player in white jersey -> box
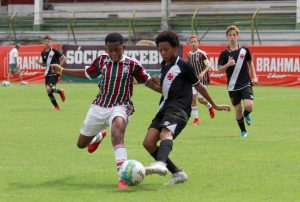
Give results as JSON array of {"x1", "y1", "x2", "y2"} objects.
[
  {"x1": 7, "y1": 44, "x2": 27, "y2": 85},
  {"x1": 217, "y1": 25, "x2": 258, "y2": 137}
]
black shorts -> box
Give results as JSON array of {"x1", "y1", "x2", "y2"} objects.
[
  {"x1": 228, "y1": 86, "x2": 254, "y2": 106},
  {"x1": 45, "y1": 74, "x2": 59, "y2": 87},
  {"x1": 149, "y1": 107, "x2": 189, "y2": 139}
]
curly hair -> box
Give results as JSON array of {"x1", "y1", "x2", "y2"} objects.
[
  {"x1": 105, "y1": 33, "x2": 124, "y2": 44},
  {"x1": 155, "y1": 30, "x2": 180, "y2": 48}
]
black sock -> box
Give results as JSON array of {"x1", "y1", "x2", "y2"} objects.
[
  {"x1": 51, "y1": 86, "x2": 61, "y2": 94},
  {"x1": 48, "y1": 93, "x2": 58, "y2": 107},
  {"x1": 237, "y1": 117, "x2": 246, "y2": 132},
  {"x1": 243, "y1": 109, "x2": 251, "y2": 117},
  {"x1": 156, "y1": 139, "x2": 173, "y2": 163},
  {"x1": 151, "y1": 149, "x2": 180, "y2": 174}
]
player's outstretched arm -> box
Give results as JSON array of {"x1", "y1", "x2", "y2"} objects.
[
  {"x1": 50, "y1": 64, "x2": 86, "y2": 78},
  {"x1": 194, "y1": 83, "x2": 230, "y2": 112},
  {"x1": 145, "y1": 75, "x2": 162, "y2": 93}
]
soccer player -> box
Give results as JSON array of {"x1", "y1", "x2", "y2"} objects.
[
  {"x1": 7, "y1": 44, "x2": 28, "y2": 85},
  {"x1": 217, "y1": 25, "x2": 258, "y2": 137},
  {"x1": 36, "y1": 36, "x2": 66, "y2": 110},
  {"x1": 51, "y1": 33, "x2": 161, "y2": 189},
  {"x1": 143, "y1": 30, "x2": 230, "y2": 185},
  {"x1": 188, "y1": 35, "x2": 215, "y2": 125}
]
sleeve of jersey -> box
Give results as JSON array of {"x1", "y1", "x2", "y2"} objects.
[
  {"x1": 133, "y1": 61, "x2": 150, "y2": 83},
  {"x1": 245, "y1": 47, "x2": 252, "y2": 62},
  {"x1": 85, "y1": 57, "x2": 101, "y2": 80},
  {"x1": 202, "y1": 53, "x2": 211, "y2": 66},
  {"x1": 185, "y1": 61, "x2": 200, "y2": 86},
  {"x1": 217, "y1": 51, "x2": 227, "y2": 68},
  {"x1": 54, "y1": 48, "x2": 63, "y2": 58}
]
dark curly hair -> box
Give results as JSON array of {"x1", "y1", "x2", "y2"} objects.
[
  {"x1": 155, "y1": 30, "x2": 180, "y2": 48},
  {"x1": 105, "y1": 33, "x2": 124, "y2": 45}
]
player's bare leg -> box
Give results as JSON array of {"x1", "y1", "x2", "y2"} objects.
[
  {"x1": 191, "y1": 94, "x2": 199, "y2": 125},
  {"x1": 243, "y1": 99, "x2": 253, "y2": 126},
  {"x1": 235, "y1": 104, "x2": 247, "y2": 137},
  {"x1": 111, "y1": 116, "x2": 128, "y2": 189}
]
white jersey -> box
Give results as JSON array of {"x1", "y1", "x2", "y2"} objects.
[{"x1": 9, "y1": 48, "x2": 18, "y2": 64}]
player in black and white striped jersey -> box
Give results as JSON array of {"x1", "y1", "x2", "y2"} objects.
[
  {"x1": 36, "y1": 36, "x2": 67, "y2": 110},
  {"x1": 217, "y1": 25, "x2": 258, "y2": 137}
]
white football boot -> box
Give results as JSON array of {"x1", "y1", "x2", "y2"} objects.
[
  {"x1": 145, "y1": 161, "x2": 168, "y2": 176},
  {"x1": 164, "y1": 170, "x2": 188, "y2": 185}
]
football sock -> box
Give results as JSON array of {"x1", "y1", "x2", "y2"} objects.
[
  {"x1": 51, "y1": 86, "x2": 61, "y2": 94},
  {"x1": 237, "y1": 117, "x2": 246, "y2": 132},
  {"x1": 156, "y1": 139, "x2": 173, "y2": 163},
  {"x1": 192, "y1": 106, "x2": 198, "y2": 118},
  {"x1": 114, "y1": 144, "x2": 127, "y2": 175},
  {"x1": 151, "y1": 149, "x2": 180, "y2": 174},
  {"x1": 90, "y1": 132, "x2": 102, "y2": 144},
  {"x1": 206, "y1": 102, "x2": 212, "y2": 109},
  {"x1": 48, "y1": 93, "x2": 58, "y2": 107},
  {"x1": 243, "y1": 109, "x2": 251, "y2": 117}
]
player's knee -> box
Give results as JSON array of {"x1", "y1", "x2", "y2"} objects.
[
  {"x1": 245, "y1": 105, "x2": 253, "y2": 113},
  {"x1": 198, "y1": 98, "x2": 206, "y2": 104},
  {"x1": 77, "y1": 141, "x2": 86, "y2": 149},
  {"x1": 46, "y1": 86, "x2": 52, "y2": 94},
  {"x1": 143, "y1": 140, "x2": 153, "y2": 152}
]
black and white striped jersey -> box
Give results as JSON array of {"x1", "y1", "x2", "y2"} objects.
[
  {"x1": 218, "y1": 45, "x2": 252, "y2": 91},
  {"x1": 158, "y1": 56, "x2": 200, "y2": 116}
]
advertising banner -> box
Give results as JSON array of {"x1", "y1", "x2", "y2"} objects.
[
  {"x1": 0, "y1": 44, "x2": 61, "y2": 83},
  {"x1": 62, "y1": 44, "x2": 163, "y2": 71},
  {"x1": 183, "y1": 45, "x2": 300, "y2": 87}
]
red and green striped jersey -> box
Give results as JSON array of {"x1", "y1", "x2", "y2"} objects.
[
  {"x1": 187, "y1": 49, "x2": 210, "y2": 85},
  {"x1": 85, "y1": 54, "x2": 150, "y2": 110}
]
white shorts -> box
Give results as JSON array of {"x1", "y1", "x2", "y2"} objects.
[
  {"x1": 80, "y1": 104, "x2": 129, "y2": 137},
  {"x1": 192, "y1": 85, "x2": 208, "y2": 99}
]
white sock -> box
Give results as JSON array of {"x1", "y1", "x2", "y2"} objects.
[
  {"x1": 90, "y1": 131, "x2": 103, "y2": 144},
  {"x1": 206, "y1": 103, "x2": 212, "y2": 109},
  {"x1": 114, "y1": 144, "x2": 128, "y2": 176},
  {"x1": 192, "y1": 106, "x2": 198, "y2": 118}
]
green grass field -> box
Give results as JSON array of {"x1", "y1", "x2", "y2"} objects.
[{"x1": 1, "y1": 83, "x2": 300, "y2": 202}]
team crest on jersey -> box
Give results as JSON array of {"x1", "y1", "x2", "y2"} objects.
[
  {"x1": 240, "y1": 53, "x2": 245, "y2": 59},
  {"x1": 167, "y1": 72, "x2": 174, "y2": 80},
  {"x1": 122, "y1": 60, "x2": 130, "y2": 73},
  {"x1": 104, "y1": 58, "x2": 110, "y2": 65}
]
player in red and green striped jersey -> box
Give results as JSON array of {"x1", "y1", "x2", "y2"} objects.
[
  {"x1": 188, "y1": 35, "x2": 215, "y2": 125},
  {"x1": 51, "y1": 33, "x2": 161, "y2": 189}
]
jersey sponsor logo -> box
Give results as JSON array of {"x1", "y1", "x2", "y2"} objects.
[{"x1": 163, "y1": 121, "x2": 177, "y2": 134}]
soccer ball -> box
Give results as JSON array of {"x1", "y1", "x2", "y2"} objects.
[
  {"x1": 118, "y1": 159, "x2": 146, "y2": 186},
  {"x1": 1, "y1": 81, "x2": 10, "y2": 87}
]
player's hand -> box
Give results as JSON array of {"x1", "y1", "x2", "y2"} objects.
[
  {"x1": 51, "y1": 64, "x2": 64, "y2": 75},
  {"x1": 228, "y1": 56, "x2": 236, "y2": 67},
  {"x1": 252, "y1": 77, "x2": 258, "y2": 86},
  {"x1": 150, "y1": 75, "x2": 160, "y2": 86},
  {"x1": 214, "y1": 104, "x2": 231, "y2": 112}
]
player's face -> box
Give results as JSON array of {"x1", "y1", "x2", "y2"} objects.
[
  {"x1": 158, "y1": 41, "x2": 177, "y2": 64},
  {"x1": 189, "y1": 37, "x2": 199, "y2": 51},
  {"x1": 226, "y1": 30, "x2": 239, "y2": 45},
  {"x1": 106, "y1": 42, "x2": 124, "y2": 62},
  {"x1": 43, "y1": 39, "x2": 52, "y2": 49}
]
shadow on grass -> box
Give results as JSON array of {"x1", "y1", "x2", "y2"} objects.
[
  {"x1": 8, "y1": 175, "x2": 160, "y2": 193},
  {"x1": 197, "y1": 135, "x2": 238, "y2": 139}
]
